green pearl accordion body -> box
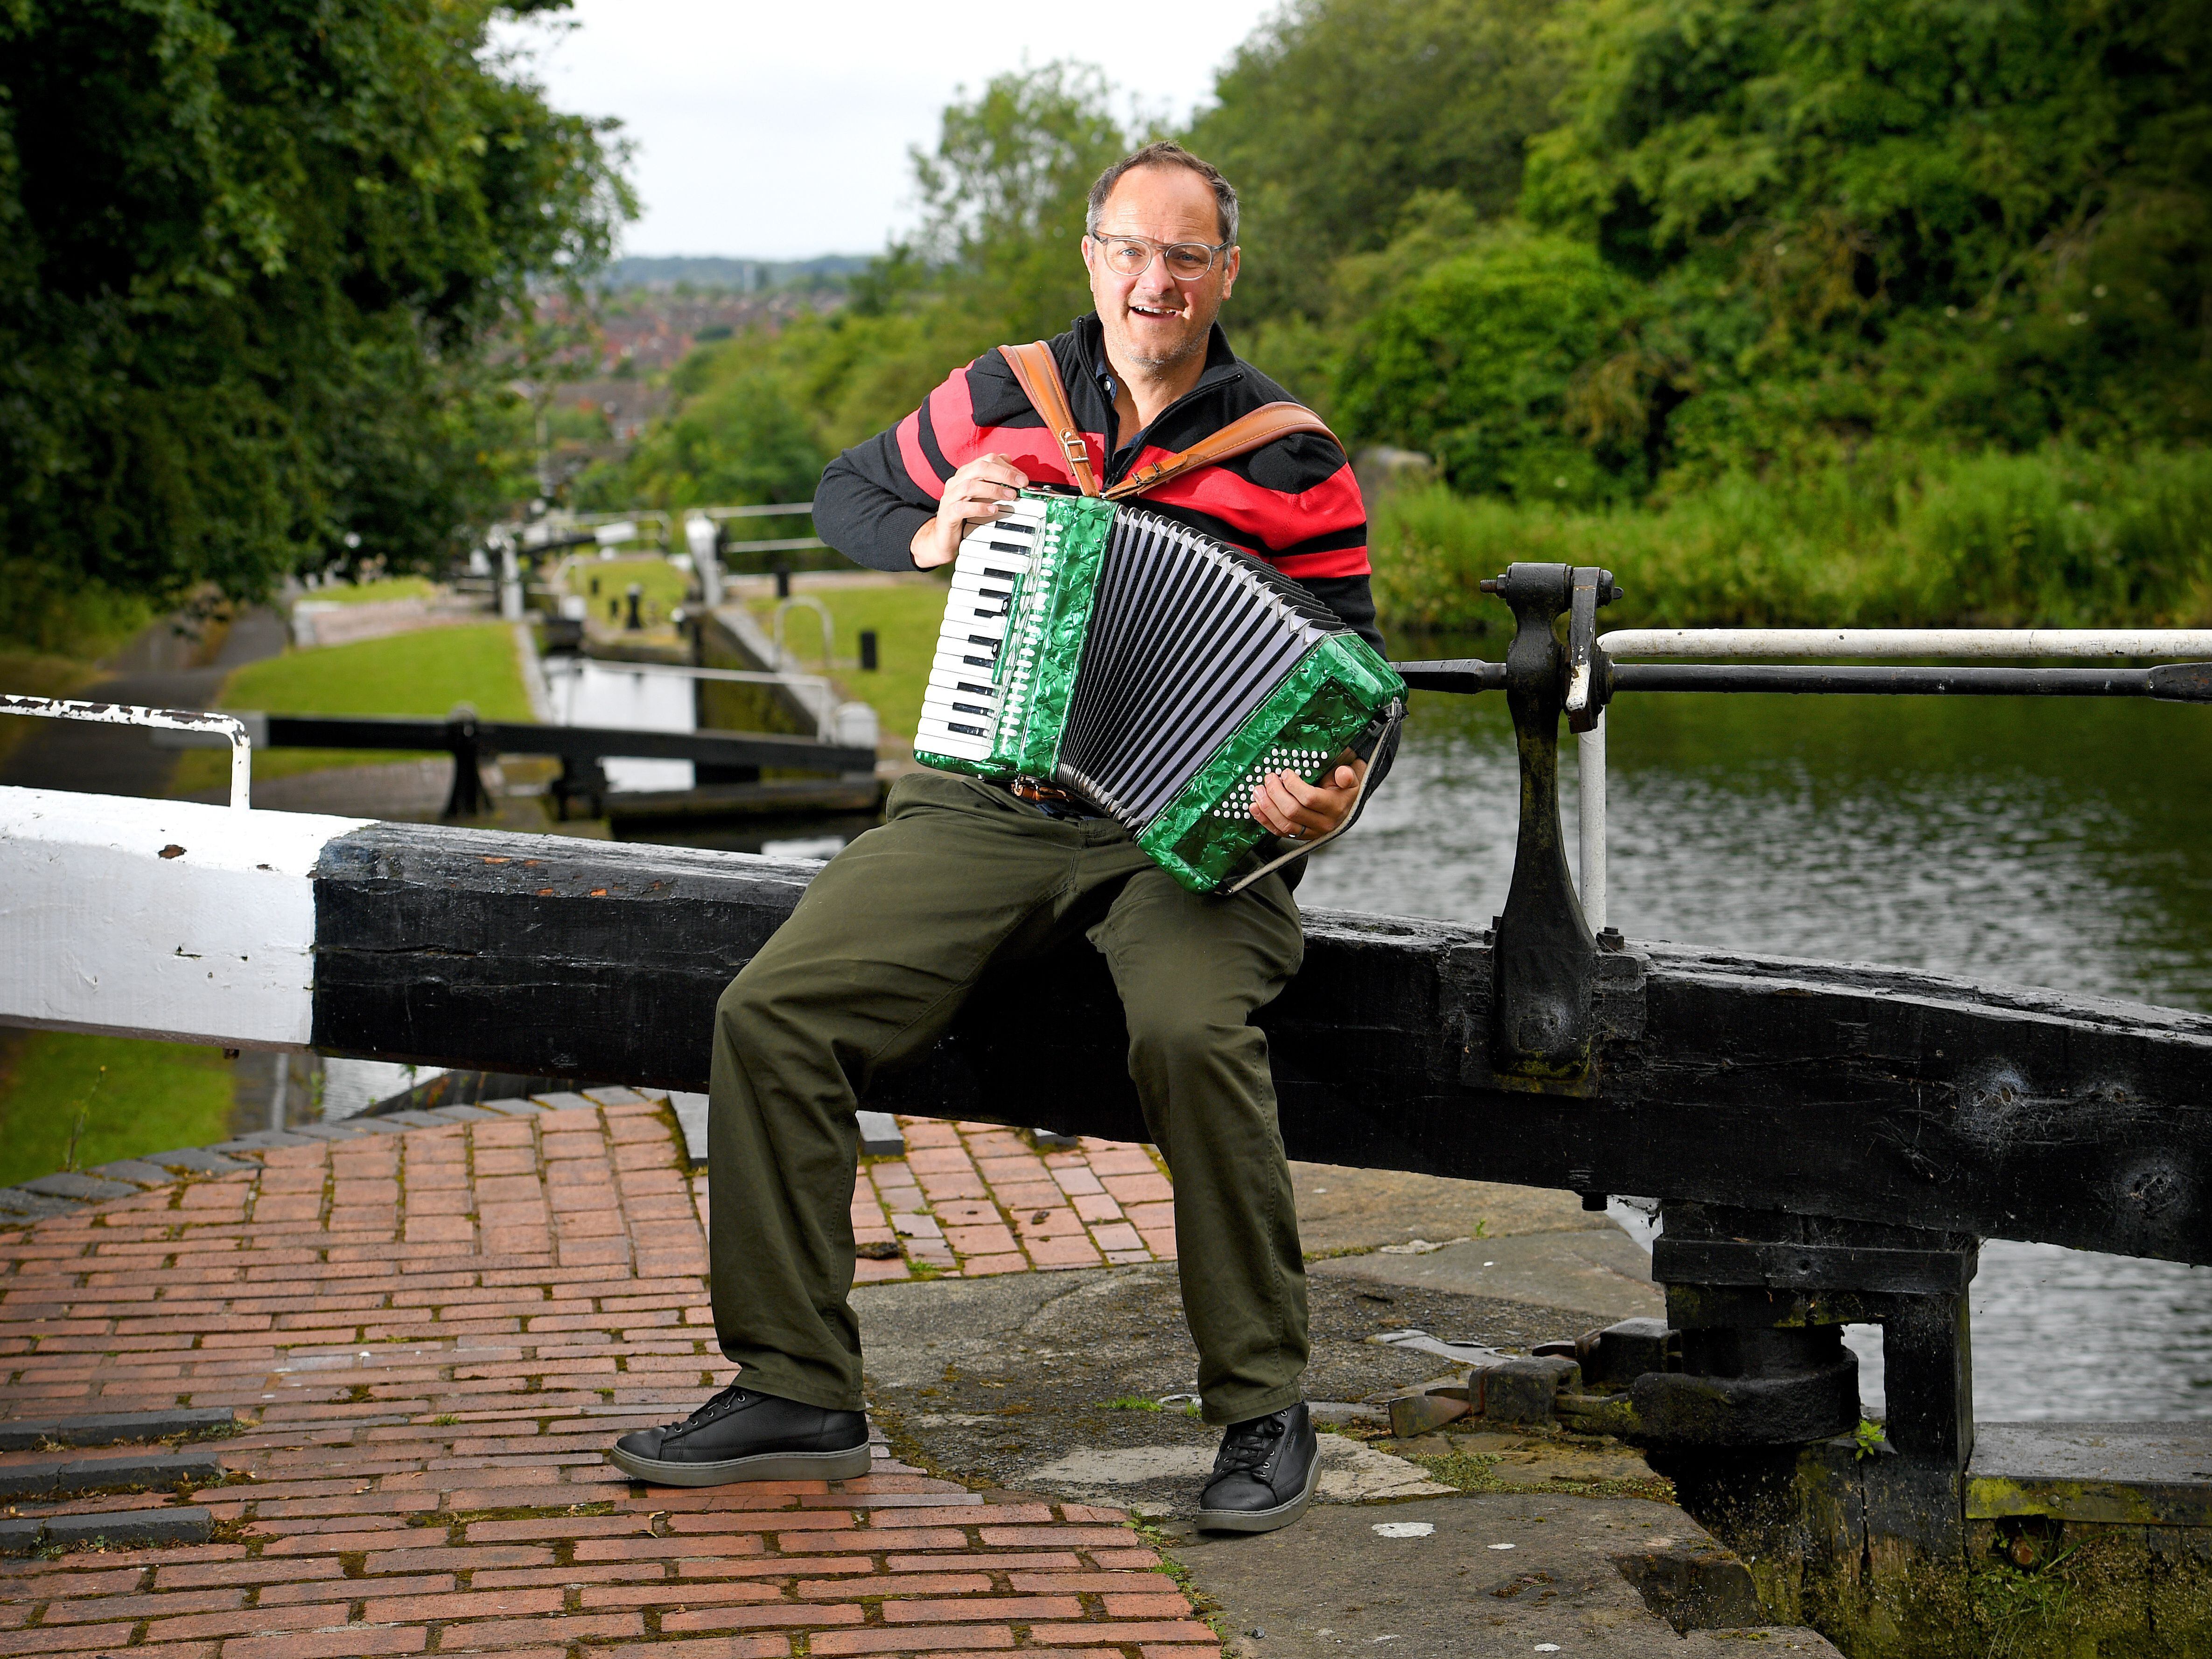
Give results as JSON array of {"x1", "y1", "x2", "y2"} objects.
[{"x1": 915, "y1": 492, "x2": 1405, "y2": 894}]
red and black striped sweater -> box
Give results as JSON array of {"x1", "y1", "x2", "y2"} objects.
[{"x1": 813, "y1": 314, "x2": 1386, "y2": 658}]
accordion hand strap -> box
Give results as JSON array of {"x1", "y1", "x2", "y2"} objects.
[
  {"x1": 998, "y1": 342, "x2": 1101, "y2": 496},
  {"x1": 1105, "y1": 403, "x2": 1342, "y2": 501}
]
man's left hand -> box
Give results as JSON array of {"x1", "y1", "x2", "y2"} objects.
[{"x1": 1251, "y1": 759, "x2": 1367, "y2": 844}]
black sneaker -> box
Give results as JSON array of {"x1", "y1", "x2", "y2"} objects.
[
  {"x1": 1196, "y1": 1401, "x2": 1321, "y2": 1533},
  {"x1": 609, "y1": 1383, "x2": 871, "y2": 1486}
]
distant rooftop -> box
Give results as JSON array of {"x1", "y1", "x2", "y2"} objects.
[{"x1": 605, "y1": 252, "x2": 872, "y2": 292}]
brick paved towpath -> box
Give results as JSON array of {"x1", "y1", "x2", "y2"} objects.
[{"x1": 0, "y1": 1094, "x2": 1216, "y2": 1659}]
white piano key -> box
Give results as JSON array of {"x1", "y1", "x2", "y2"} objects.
[
  {"x1": 917, "y1": 706, "x2": 999, "y2": 743},
  {"x1": 915, "y1": 725, "x2": 994, "y2": 762},
  {"x1": 950, "y1": 568, "x2": 1022, "y2": 596},
  {"x1": 938, "y1": 613, "x2": 1008, "y2": 645},
  {"x1": 926, "y1": 667, "x2": 1004, "y2": 701},
  {"x1": 920, "y1": 689, "x2": 1003, "y2": 725}
]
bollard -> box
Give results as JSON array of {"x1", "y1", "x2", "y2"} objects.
[
  {"x1": 624, "y1": 583, "x2": 642, "y2": 630},
  {"x1": 860, "y1": 629, "x2": 879, "y2": 672},
  {"x1": 774, "y1": 562, "x2": 792, "y2": 600},
  {"x1": 442, "y1": 703, "x2": 485, "y2": 820}
]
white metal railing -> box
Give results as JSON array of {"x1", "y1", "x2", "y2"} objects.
[
  {"x1": 0, "y1": 697, "x2": 254, "y2": 810},
  {"x1": 1573, "y1": 629, "x2": 2212, "y2": 933}
]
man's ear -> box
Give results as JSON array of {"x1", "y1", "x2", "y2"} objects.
[{"x1": 1221, "y1": 244, "x2": 1241, "y2": 301}]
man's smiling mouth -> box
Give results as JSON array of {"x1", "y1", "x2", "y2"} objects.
[{"x1": 1130, "y1": 302, "x2": 1183, "y2": 319}]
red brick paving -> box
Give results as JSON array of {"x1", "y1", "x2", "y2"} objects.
[{"x1": 0, "y1": 1096, "x2": 1211, "y2": 1659}]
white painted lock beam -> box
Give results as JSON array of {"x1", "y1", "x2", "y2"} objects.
[{"x1": 0, "y1": 787, "x2": 365, "y2": 1049}]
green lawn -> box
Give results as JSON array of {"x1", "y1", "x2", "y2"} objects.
[
  {"x1": 173, "y1": 620, "x2": 531, "y2": 790},
  {"x1": 0, "y1": 1031, "x2": 236, "y2": 1188},
  {"x1": 567, "y1": 554, "x2": 693, "y2": 628},
  {"x1": 747, "y1": 581, "x2": 950, "y2": 741},
  {"x1": 304, "y1": 575, "x2": 439, "y2": 606}
]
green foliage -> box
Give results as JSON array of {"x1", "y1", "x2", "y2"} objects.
[
  {"x1": 910, "y1": 60, "x2": 1135, "y2": 343},
  {"x1": 1099, "y1": 1396, "x2": 1163, "y2": 1411},
  {"x1": 1337, "y1": 228, "x2": 1644, "y2": 499},
  {"x1": 1517, "y1": 0, "x2": 2212, "y2": 462},
  {"x1": 589, "y1": 368, "x2": 825, "y2": 509},
  {"x1": 1853, "y1": 1418, "x2": 1888, "y2": 1459},
  {"x1": 1190, "y1": 0, "x2": 1569, "y2": 320},
  {"x1": 602, "y1": 3, "x2": 2206, "y2": 636},
  {"x1": 589, "y1": 64, "x2": 1135, "y2": 508},
  {"x1": 0, "y1": 0, "x2": 633, "y2": 615},
  {"x1": 0, "y1": 562, "x2": 156, "y2": 655},
  {"x1": 1372, "y1": 446, "x2": 2212, "y2": 632}
]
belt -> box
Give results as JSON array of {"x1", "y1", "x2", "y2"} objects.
[{"x1": 1003, "y1": 777, "x2": 1102, "y2": 819}]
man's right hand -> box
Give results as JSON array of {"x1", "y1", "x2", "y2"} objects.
[{"x1": 911, "y1": 453, "x2": 1030, "y2": 570}]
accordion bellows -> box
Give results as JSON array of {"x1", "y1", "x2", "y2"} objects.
[{"x1": 916, "y1": 492, "x2": 1405, "y2": 893}]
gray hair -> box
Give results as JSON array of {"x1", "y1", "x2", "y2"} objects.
[{"x1": 1085, "y1": 141, "x2": 1239, "y2": 245}]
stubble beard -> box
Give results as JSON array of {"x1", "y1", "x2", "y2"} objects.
[{"x1": 1119, "y1": 321, "x2": 1208, "y2": 374}]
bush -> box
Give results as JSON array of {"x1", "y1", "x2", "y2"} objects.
[
  {"x1": 1370, "y1": 447, "x2": 2212, "y2": 634},
  {"x1": 1335, "y1": 230, "x2": 1640, "y2": 501}
]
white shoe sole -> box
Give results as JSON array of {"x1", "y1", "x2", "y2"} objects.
[
  {"x1": 609, "y1": 1442, "x2": 872, "y2": 1487},
  {"x1": 1195, "y1": 1439, "x2": 1323, "y2": 1534}
]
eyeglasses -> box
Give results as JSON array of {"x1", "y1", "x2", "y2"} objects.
[{"x1": 1088, "y1": 232, "x2": 1232, "y2": 281}]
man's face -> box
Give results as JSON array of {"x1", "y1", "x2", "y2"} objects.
[{"x1": 1082, "y1": 165, "x2": 1240, "y2": 375}]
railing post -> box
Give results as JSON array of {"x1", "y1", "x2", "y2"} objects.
[{"x1": 443, "y1": 704, "x2": 485, "y2": 821}]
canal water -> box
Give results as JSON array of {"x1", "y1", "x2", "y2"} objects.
[
  {"x1": 1294, "y1": 662, "x2": 2212, "y2": 1422},
  {"x1": 541, "y1": 655, "x2": 697, "y2": 794}
]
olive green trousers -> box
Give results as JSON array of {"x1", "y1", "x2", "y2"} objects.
[{"x1": 707, "y1": 768, "x2": 1310, "y2": 1425}]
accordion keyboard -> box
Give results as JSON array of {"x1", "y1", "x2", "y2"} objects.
[{"x1": 916, "y1": 497, "x2": 1049, "y2": 762}]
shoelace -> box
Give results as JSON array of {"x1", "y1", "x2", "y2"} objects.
[
  {"x1": 668, "y1": 1381, "x2": 755, "y2": 1437},
  {"x1": 1212, "y1": 1412, "x2": 1286, "y2": 1474}
]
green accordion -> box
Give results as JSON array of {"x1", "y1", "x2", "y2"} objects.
[{"x1": 915, "y1": 492, "x2": 1406, "y2": 894}]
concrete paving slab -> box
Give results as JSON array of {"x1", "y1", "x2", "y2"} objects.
[
  {"x1": 1162, "y1": 1490, "x2": 1844, "y2": 1659},
  {"x1": 1290, "y1": 1164, "x2": 1617, "y2": 1256},
  {"x1": 1313, "y1": 1231, "x2": 1665, "y2": 1324},
  {"x1": 854, "y1": 1264, "x2": 1596, "y2": 1519}
]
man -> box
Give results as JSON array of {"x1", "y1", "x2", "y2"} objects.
[{"x1": 610, "y1": 141, "x2": 1386, "y2": 1535}]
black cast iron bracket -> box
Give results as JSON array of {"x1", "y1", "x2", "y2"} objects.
[
  {"x1": 1393, "y1": 563, "x2": 1625, "y2": 1087},
  {"x1": 1489, "y1": 565, "x2": 1612, "y2": 1077}
]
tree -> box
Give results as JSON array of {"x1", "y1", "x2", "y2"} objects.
[
  {"x1": 1189, "y1": 0, "x2": 1570, "y2": 321},
  {"x1": 588, "y1": 361, "x2": 826, "y2": 511},
  {"x1": 1335, "y1": 228, "x2": 1644, "y2": 499},
  {"x1": 0, "y1": 0, "x2": 633, "y2": 637},
  {"x1": 1523, "y1": 0, "x2": 2212, "y2": 457},
  {"x1": 908, "y1": 60, "x2": 1137, "y2": 343}
]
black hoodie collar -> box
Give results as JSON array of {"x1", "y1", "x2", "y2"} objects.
[{"x1": 1070, "y1": 313, "x2": 1244, "y2": 470}]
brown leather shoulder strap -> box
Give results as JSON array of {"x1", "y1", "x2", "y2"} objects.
[
  {"x1": 1103, "y1": 402, "x2": 1342, "y2": 502},
  {"x1": 996, "y1": 342, "x2": 1099, "y2": 496}
]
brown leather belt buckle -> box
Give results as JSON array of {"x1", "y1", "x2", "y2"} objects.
[{"x1": 1008, "y1": 777, "x2": 1078, "y2": 808}]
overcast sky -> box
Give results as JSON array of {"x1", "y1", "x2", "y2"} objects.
[{"x1": 492, "y1": 0, "x2": 1282, "y2": 261}]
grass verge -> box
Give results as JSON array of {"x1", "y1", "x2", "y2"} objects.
[
  {"x1": 1373, "y1": 444, "x2": 2212, "y2": 635},
  {"x1": 746, "y1": 580, "x2": 949, "y2": 741},
  {"x1": 172, "y1": 621, "x2": 531, "y2": 792},
  {"x1": 0, "y1": 1031, "x2": 235, "y2": 1187},
  {"x1": 301, "y1": 576, "x2": 440, "y2": 606},
  {"x1": 567, "y1": 554, "x2": 693, "y2": 629}
]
